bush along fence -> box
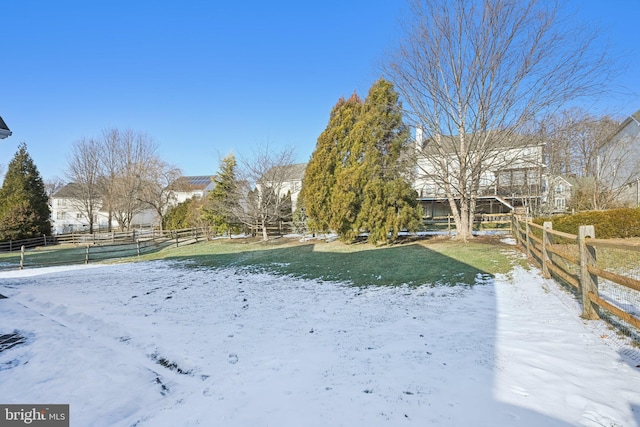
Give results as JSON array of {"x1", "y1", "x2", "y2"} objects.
[
  {"x1": 0, "y1": 227, "x2": 210, "y2": 270},
  {"x1": 511, "y1": 214, "x2": 640, "y2": 342}
]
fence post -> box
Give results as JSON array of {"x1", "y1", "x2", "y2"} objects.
[
  {"x1": 85, "y1": 244, "x2": 90, "y2": 264},
  {"x1": 578, "y1": 225, "x2": 599, "y2": 320},
  {"x1": 43, "y1": 234, "x2": 47, "y2": 246},
  {"x1": 136, "y1": 239, "x2": 141, "y2": 257},
  {"x1": 542, "y1": 222, "x2": 552, "y2": 279},
  {"x1": 9, "y1": 240, "x2": 12, "y2": 252},
  {"x1": 19, "y1": 245, "x2": 25, "y2": 270},
  {"x1": 175, "y1": 231, "x2": 179, "y2": 248},
  {"x1": 510, "y1": 213, "x2": 514, "y2": 239},
  {"x1": 512, "y1": 214, "x2": 521, "y2": 246},
  {"x1": 525, "y1": 220, "x2": 531, "y2": 258}
]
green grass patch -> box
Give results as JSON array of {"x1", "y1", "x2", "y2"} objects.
[
  {"x1": 141, "y1": 236, "x2": 517, "y2": 287},
  {"x1": 2, "y1": 236, "x2": 520, "y2": 287}
]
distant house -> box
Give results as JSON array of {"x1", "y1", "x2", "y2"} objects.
[
  {"x1": 257, "y1": 163, "x2": 307, "y2": 212},
  {"x1": 170, "y1": 176, "x2": 214, "y2": 204},
  {"x1": 599, "y1": 109, "x2": 640, "y2": 207},
  {"x1": 50, "y1": 176, "x2": 214, "y2": 233},
  {"x1": 50, "y1": 183, "x2": 111, "y2": 234},
  {"x1": 546, "y1": 175, "x2": 573, "y2": 213},
  {"x1": 618, "y1": 179, "x2": 640, "y2": 207},
  {"x1": 0, "y1": 115, "x2": 11, "y2": 139},
  {"x1": 413, "y1": 129, "x2": 545, "y2": 216}
]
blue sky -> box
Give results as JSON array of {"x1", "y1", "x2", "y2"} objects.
[{"x1": 1, "y1": 0, "x2": 639, "y2": 181}]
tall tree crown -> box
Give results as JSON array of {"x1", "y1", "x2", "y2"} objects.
[{"x1": 0, "y1": 143, "x2": 52, "y2": 239}]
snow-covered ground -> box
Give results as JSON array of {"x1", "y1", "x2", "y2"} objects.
[{"x1": 1, "y1": 254, "x2": 639, "y2": 426}]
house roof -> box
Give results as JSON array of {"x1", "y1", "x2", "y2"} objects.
[
  {"x1": 605, "y1": 109, "x2": 640, "y2": 144},
  {"x1": 261, "y1": 163, "x2": 307, "y2": 183},
  {"x1": 553, "y1": 175, "x2": 574, "y2": 187},
  {"x1": 172, "y1": 175, "x2": 214, "y2": 191},
  {"x1": 0, "y1": 115, "x2": 11, "y2": 139},
  {"x1": 52, "y1": 183, "x2": 84, "y2": 198},
  {"x1": 418, "y1": 131, "x2": 541, "y2": 154}
]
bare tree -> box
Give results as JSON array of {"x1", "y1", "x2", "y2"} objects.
[
  {"x1": 138, "y1": 159, "x2": 183, "y2": 231},
  {"x1": 98, "y1": 128, "x2": 120, "y2": 231},
  {"x1": 99, "y1": 128, "x2": 159, "y2": 231},
  {"x1": 385, "y1": 0, "x2": 614, "y2": 240},
  {"x1": 65, "y1": 128, "x2": 165, "y2": 232},
  {"x1": 237, "y1": 145, "x2": 296, "y2": 241},
  {"x1": 537, "y1": 108, "x2": 624, "y2": 211},
  {"x1": 65, "y1": 138, "x2": 102, "y2": 233}
]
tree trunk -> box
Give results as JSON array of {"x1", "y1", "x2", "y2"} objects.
[
  {"x1": 261, "y1": 217, "x2": 268, "y2": 241},
  {"x1": 457, "y1": 199, "x2": 473, "y2": 242}
]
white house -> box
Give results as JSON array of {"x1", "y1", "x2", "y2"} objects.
[
  {"x1": 546, "y1": 175, "x2": 573, "y2": 213},
  {"x1": 413, "y1": 129, "x2": 545, "y2": 216},
  {"x1": 51, "y1": 176, "x2": 214, "y2": 233},
  {"x1": 257, "y1": 163, "x2": 306, "y2": 212},
  {"x1": 170, "y1": 175, "x2": 215, "y2": 204},
  {"x1": 619, "y1": 179, "x2": 640, "y2": 207},
  {"x1": 51, "y1": 183, "x2": 113, "y2": 234}
]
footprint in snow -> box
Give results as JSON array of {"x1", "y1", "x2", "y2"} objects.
[{"x1": 510, "y1": 385, "x2": 528, "y2": 397}]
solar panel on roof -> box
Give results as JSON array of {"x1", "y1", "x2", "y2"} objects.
[{"x1": 186, "y1": 176, "x2": 212, "y2": 186}]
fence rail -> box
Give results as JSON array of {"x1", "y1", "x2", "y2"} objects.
[
  {"x1": 512, "y1": 215, "x2": 640, "y2": 340},
  {"x1": 0, "y1": 227, "x2": 210, "y2": 270}
]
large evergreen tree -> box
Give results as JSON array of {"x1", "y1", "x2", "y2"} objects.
[
  {"x1": 0, "y1": 143, "x2": 52, "y2": 240},
  {"x1": 301, "y1": 79, "x2": 421, "y2": 243}
]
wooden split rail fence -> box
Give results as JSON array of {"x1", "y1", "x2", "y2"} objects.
[
  {"x1": 0, "y1": 227, "x2": 210, "y2": 270},
  {"x1": 511, "y1": 215, "x2": 640, "y2": 337}
]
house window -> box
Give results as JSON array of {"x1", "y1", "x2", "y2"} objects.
[
  {"x1": 56, "y1": 212, "x2": 66, "y2": 220},
  {"x1": 512, "y1": 170, "x2": 526, "y2": 186},
  {"x1": 77, "y1": 213, "x2": 83, "y2": 219},
  {"x1": 556, "y1": 185, "x2": 564, "y2": 194},
  {"x1": 555, "y1": 198, "x2": 565, "y2": 209},
  {"x1": 57, "y1": 199, "x2": 66, "y2": 206}
]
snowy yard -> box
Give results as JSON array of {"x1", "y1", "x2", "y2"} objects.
[{"x1": 1, "y1": 255, "x2": 640, "y2": 426}]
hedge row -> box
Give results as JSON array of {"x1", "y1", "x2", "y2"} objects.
[{"x1": 533, "y1": 208, "x2": 640, "y2": 239}]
